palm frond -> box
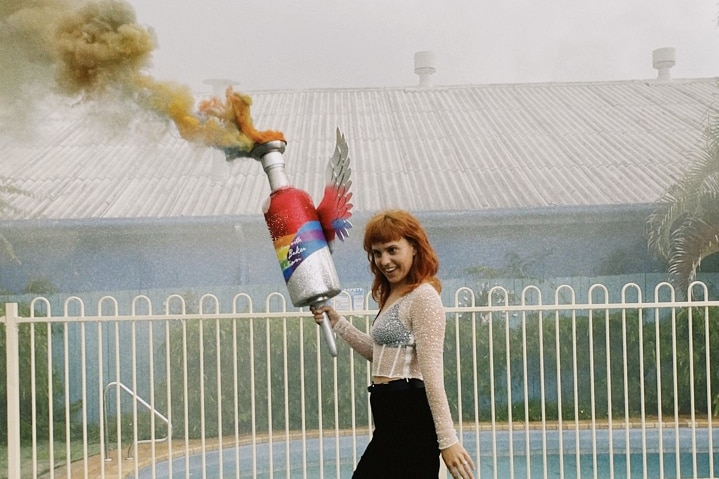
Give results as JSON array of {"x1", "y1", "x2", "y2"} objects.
[
  {"x1": 667, "y1": 216, "x2": 719, "y2": 299},
  {"x1": 0, "y1": 176, "x2": 32, "y2": 264},
  {"x1": 0, "y1": 233, "x2": 19, "y2": 265},
  {"x1": 647, "y1": 108, "x2": 719, "y2": 266}
]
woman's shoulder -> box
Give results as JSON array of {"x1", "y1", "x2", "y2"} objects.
[
  {"x1": 417, "y1": 281, "x2": 440, "y2": 293},
  {"x1": 408, "y1": 282, "x2": 442, "y2": 302},
  {"x1": 401, "y1": 282, "x2": 444, "y2": 322}
]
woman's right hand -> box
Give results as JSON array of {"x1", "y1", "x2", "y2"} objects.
[
  {"x1": 441, "y1": 442, "x2": 475, "y2": 479},
  {"x1": 310, "y1": 304, "x2": 341, "y2": 328}
]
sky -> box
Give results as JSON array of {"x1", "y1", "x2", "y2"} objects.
[
  {"x1": 1, "y1": 0, "x2": 719, "y2": 142},
  {"x1": 128, "y1": 0, "x2": 719, "y2": 93}
]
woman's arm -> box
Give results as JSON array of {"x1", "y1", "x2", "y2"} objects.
[
  {"x1": 410, "y1": 284, "x2": 459, "y2": 449},
  {"x1": 411, "y1": 285, "x2": 475, "y2": 477},
  {"x1": 311, "y1": 305, "x2": 373, "y2": 361}
]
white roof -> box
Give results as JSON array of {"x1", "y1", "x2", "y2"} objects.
[{"x1": 1, "y1": 78, "x2": 717, "y2": 220}]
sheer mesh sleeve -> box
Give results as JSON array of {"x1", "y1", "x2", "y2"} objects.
[
  {"x1": 409, "y1": 284, "x2": 459, "y2": 450},
  {"x1": 333, "y1": 316, "x2": 374, "y2": 361}
]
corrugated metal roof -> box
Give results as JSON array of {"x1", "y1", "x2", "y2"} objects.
[{"x1": 1, "y1": 78, "x2": 718, "y2": 220}]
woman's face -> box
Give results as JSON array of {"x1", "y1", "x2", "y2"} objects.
[{"x1": 371, "y1": 237, "x2": 416, "y2": 289}]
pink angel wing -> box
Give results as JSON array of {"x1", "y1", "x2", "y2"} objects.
[{"x1": 316, "y1": 127, "x2": 353, "y2": 247}]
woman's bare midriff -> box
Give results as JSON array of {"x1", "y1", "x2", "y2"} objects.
[{"x1": 372, "y1": 376, "x2": 398, "y2": 384}]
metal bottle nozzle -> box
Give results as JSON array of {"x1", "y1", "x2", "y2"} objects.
[{"x1": 252, "y1": 140, "x2": 289, "y2": 191}]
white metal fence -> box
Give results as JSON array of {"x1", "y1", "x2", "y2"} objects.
[{"x1": 2, "y1": 281, "x2": 718, "y2": 479}]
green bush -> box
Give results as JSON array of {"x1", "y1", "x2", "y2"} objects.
[
  {"x1": 0, "y1": 302, "x2": 71, "y2": 446},
  {"x1": 443, "y1": 306, "x2": 719, "y2": 423}
]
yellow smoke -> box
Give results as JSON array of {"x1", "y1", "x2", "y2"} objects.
[{"x1": 0, "y1": 0, "x2": 283, "y2": 153}]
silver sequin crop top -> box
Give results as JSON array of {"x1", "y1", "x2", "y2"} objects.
[
  {"x1": 332, "y1": 283, "x2": 459, "y2": 450},
  {"x1": 371, "y1": 303, "x2": 414, "y2": 347}
]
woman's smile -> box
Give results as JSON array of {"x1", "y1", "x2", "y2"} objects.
[{"x1": 372, "y1": 237, "x2": 416, "y2": 287}]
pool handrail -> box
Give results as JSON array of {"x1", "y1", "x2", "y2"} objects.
[{"x1": 103, "y1": 381, "x2": 173, "y2": 461}]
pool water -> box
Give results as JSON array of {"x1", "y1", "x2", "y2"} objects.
[
  {"x1": 487, "y1": 451, "x2": 718, "y2": 478},
  {"x1": 137, "y1": 436, "x2": 364, "y2": 478},
  {"x1": 136, "y1": 428, "x2": 718, "y2": 478}
]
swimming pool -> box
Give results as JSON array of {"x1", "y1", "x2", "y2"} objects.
[
  {"x1": 136, "y1": 434, "x2": 364, "y2": 478},
  {"x1": 136, "y1": 427, "x2": 718, "y2": 478}
]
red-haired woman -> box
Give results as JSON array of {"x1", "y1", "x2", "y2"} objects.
[{"x1": 311, "y1": 209, "x2": 475, "y2": 479}]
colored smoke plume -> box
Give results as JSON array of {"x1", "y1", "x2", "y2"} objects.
[{"x1": 0, "y1": 0, "x2": 283, "y2": 153}]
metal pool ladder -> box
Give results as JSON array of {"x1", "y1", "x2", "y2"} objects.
[{"x1": 103, "y1": 381, "x2": 172, "y2": 461}]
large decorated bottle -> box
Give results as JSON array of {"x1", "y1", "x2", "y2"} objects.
[{"x1": 253, "y1": 140, "x2": 341, "y2": 356}]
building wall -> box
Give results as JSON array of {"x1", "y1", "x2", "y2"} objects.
[
  {"x1": 423, "y1": 205, "x2": 664, "y2": 280},
  {"x1": 0, "y1": 206, "x2": 666, "y2": 296}
]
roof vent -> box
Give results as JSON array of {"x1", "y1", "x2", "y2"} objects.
[
  {"x1": 652, "y1": 47, "x2": 676, "y2": 81},
  {"x1": 203, "y1": 78, "x2": 239, "y2": 96},
  {"x1": 414, "y1": 51, "x2": 436, "y2": 88}
]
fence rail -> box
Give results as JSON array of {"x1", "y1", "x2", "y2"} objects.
[{"x1": 2, "y1": 281, "x2": 719, "y2": 478}]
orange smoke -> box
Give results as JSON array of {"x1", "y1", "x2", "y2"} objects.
[
  {"x1": 134, "y1": 75, "x2": 285, "y2": 155},
  {"x1": 8, "y1": 0, "x2": 283, "y2": 156}
]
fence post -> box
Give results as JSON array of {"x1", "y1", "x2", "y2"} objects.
[{"x1": 5, "y1": 302, "x2": 21, "y2": 479}]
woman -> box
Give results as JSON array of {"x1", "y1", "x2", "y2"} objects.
[{"x1": 311, "y1": 209, "x2": 475, "y2": 479}]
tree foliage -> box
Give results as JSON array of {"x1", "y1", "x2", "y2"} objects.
[
  {"x1": 0, "y1": 176, "x2": 31, "y2": 264},
  {"x1": 445, "y1": 306, "x2": 719, "y2": 423},
  {"x1": 0, "y1": 302, "x2": 68, "y2": 445},
  {"x1": 647, "y1": 108, "x2": 719, "y2": 297}
]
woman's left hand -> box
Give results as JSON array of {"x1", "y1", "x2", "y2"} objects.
[{"x1": 441, "y1": 442, "x2": 475, "y2": 479}]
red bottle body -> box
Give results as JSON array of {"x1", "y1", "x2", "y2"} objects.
[{"x1": 264, "y1": 187, "x2": 341, "y2": 307}]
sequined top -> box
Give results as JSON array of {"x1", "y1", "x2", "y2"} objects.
[{"x1": 333, "y1": 282, "x2": 459, "y2": 449}]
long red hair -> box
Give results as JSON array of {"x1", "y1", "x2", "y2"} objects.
[{"x1": 363, "y1": 210, "x2": 442, "y2": 308}]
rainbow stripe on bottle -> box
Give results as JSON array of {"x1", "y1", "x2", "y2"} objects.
[{"x1": 274, "y1": 220, "x2": 328, "y2": 282}]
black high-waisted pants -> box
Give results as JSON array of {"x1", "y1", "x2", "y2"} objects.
[{"x1": 352, "y1": 381, "x2": 440, "y2": 478}]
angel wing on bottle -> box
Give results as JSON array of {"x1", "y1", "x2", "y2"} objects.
[{"x1": 316, "y1": 128, "x2": 353, "y2": 251}]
